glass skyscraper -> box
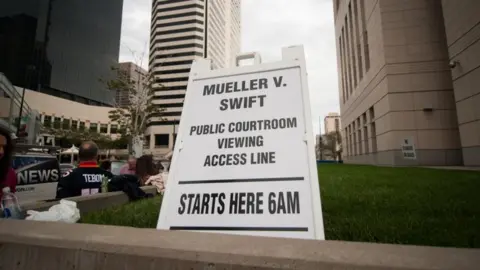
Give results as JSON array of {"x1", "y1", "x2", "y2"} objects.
[{"x1": 0, "y1": 0, "x2": 123, "y2": 106}]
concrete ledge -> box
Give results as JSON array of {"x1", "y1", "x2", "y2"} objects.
[
  {"x1": 20, "y1": 186, "x2": 157, "y2": 215},
  {"x1": 0, "y1": 220, "x2": 479, "y2": 270}
]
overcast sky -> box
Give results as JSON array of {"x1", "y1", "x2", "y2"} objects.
[{"x1": 119, "y1": 0, "x2": 339, "y2": 135}]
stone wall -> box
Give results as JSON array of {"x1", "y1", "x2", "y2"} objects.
[
  {"x1": 20, "y1": 186, "x2": 157, "y2": 215},
  {"x1": 0, "y1": 219, "x2": 479, "y2": 269}
]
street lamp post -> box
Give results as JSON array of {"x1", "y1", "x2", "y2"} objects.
[
  {"x1": 16, "y1": 65, "x2": 35, "y2": 136},
  {"x1": 16, "y1": 87, "x2": 26, "y2": 136}
]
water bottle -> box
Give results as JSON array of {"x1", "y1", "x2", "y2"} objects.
[
  {"x1": 1, "y1": 187, "x2": 23, "y2": 219},
  {"x1": 101, "y1": 176, "x2": 109, "y2": 193}
]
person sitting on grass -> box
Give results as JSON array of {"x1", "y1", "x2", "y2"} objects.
[
  {"x1": 119, "y1": 155, "x2": 136, "y2": 175},
  {"x1": 99, "y1": 160, "x2": 111, "y2": 172},
  {"x1": 135, "y1": 155, "x2": 166, "y2": 194},
  {"x1": 56, "y1": 141, "x2": 113, "y2": 199},
  {"x1": 0, "y1": 125, "x2": 16, "y2": 197}
]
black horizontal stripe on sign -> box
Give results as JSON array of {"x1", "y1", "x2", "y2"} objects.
[
  {"x1": 178, "y1": 177, "x2": 304, "y2": 185},
  {"x1": 170, "y1": 226, "x2": 308, "y2": 232}
]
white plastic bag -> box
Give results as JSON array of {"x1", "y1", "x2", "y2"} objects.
[{"x1": 25, "y1": 199, "x2": 80, "y2": 223}]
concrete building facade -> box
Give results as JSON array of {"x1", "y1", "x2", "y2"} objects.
[
  {"x1": 20, "y1": 88, "x2": 119, "y2": 139},
  {"x1": 147, "y1": 0, "x2": 241, "y2": 154},
  {"x1": 324, "y1": 112, "x2": 341, "y2": 134},
  {"x1": 441, "y1": 0, "x2": 480, "y2": 166},
  {"x1": 115, "y1": 62, "x2": 148, "y2": 108},
  {"x1": 334, "y1": 0, "x2": 479, "y2": 166}
]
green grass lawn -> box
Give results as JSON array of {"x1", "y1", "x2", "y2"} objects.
[{"x1": 81, "y1": 164, "x2": 480, "y2": 248}]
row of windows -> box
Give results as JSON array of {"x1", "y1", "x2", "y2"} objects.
[
  {"x1": 150, "y1": 35, "x2": 204, "y2": 49},
  {"x1": 42, "y1": 115, "x2": 119, "y2": 134},
  {"x1": 208, "y1": 39, "x2": 225, "y2": 60},
  {"x1": 151, "y1": 59, "x2": 193, "y2": 68},
  {"x1": 147, "y1": 120, "x2": 180, "y2": 127},
  {"x1": 156, "y1": 77, "x2": 189, "y2": 83},
  {"x1": 151, "y1": 42, "x2": 203, "y2": 52},
  {"x1": 149, "y1": 111, "x2": 183, "y2": 117},
  {"x1": 152, "y1": 3, "x2": 204, "y2": 20},
  {"x1": 149, "y1": 43, "x2": 203, "y2": 66},
  {"x1": 338, "y1": 0, "x2": 371, "y2": 104},
  {"x1": 152, "y1": 68, "x2": 190, "y2": 76},
  {"x1": 210, "y1": 2, "x2": 226, "y2": 25},
  {"x1": 151, "y1": 19, "x2": 204, "y2": 33},
  {"x1": 153, "y1": 85, "x2": 187, "y2": 92},
  {"x1": 153, "y1": 27, "x2": 203, "y2": 36},
  {"x1": 344, "y1": 107, "x2": 377, "y2": 157},
  {"x1": 208, "y1": 25, "x2": 226, "y2": 53},
  {"x1": 154, "y1": 51, "x2": 203, "y2": 60},
  {"x1": 152, "y1": 0, "x2": 204, "y2": 12},
  {"x1": 157, "y1": 102, "x2": 184, "y2": 108},
  {"x1": 151, "y1": 11, "x2": 204, "y2": 26},
  {"x1": 152, "y1": 94, "x2": 186, "y2": 100}
]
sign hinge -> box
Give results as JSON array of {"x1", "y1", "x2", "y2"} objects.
[
  {"x1": 177, "y1": 141, "x2": 184, "y2": 151},
  {"x1": 303, "y1": 133, "x2": 309, "y2": 143}
]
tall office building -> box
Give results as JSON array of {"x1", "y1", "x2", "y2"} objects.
[
  {"x1": 324, "y1": 112, "x2": 341, "y2": 134},
  {"x1": 115, "y1": 62, "x2": 148, "y2": 108},
  {"x1": 0, "y1": 0, "x2": 123, "y2": 106},
  {"x1": 333, "y1": 0, "x2": 480, "y2": 166},
  {"x1": 147, "y1": 0, "x2": 241, "y2": 153}
]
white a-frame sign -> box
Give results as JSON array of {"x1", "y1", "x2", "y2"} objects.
[{"x1": 157, "y1": 45, "x2": 325, "y2": 240}]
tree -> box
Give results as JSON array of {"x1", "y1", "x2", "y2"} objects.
[
  {"x1": 102, "y1": 52, "x2": 165, "y2": 157},
  {"x1": 323, "y1": 131, "x2": 343, "y2": 161},
  {"x1": 316, "y1": 135, "x2": 324, "y2": 160}
]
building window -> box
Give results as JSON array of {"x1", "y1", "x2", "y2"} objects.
[
  {"x1": 71, "y1": 120, "x2": 77, "y2": 130},
  {"x1": 362, "y1": 113, "x2": 368, "y2": 153},
  {"x1": 370, "y1": 122, "x2": 377, "y2": 153},
  {"x1": 339, "y1": 36, "x2": 346, "y2": 103},
  {"x1": 144, "y1": 135, "x2": 151, "y2": 149},
  {"x1": 369, "y1": 106, "x2": 375, "y2": 121},
  {"x1": 43, "y1": 115, "x2": 52, "y2": 127},
  {"x1": 369, "y1": 107, "x2": 377, "y2": 153},
  {"x1": 62, "y1": 119, "x2": 70, "y2": 129},
  {"x1": 89, "y1": 123, "x2": 98, "y2": 133},
  {"x1": 352, "y1": 122, "x2": 357, "y2": 155},
  {"x1": 53, "y1": 117, "x2": 61, "y2": 129},
  {"x1": 344, "y1": 128, "x2": 349, "y2": 156},
  {"x1": 349, "y1": 125, "x2": 353, "y2": 157},
  {"x1": 359, "y1": 0, "x2": 370, "y2": 73},
  {"x1": 364, "y1": 31, "x2": 370, "y2": 71},
  {"x1": 348, "y1": 3, "x2": 357, "y2": 89},
  {"x1": 341, "y1": 28, "x2": 349, "y2": 100},
  {"x1": 353, "y1": 0, "x2": 363, "y2": 81},
  {"x1": 363, "y1": 125, "x2": 369, "y2": 154},
  {"x1": 154, "y1": 134, "x2": 169, "y2": 148},
  {"x1": 358, "y1": 130, "x2": 363, "y2": 155},
  {"x1": 344, "y1": 17, "x2": 353, "y2": 96},
  {"x1": 335, "y1": 119, "x2": 340, "y2": 132},
  {"x1": 110, "y1": 124, "x2": 118, "y2": 134},
  {"x1": 100, "y1": 124, "x2": 108, "y2": 133},
  {"x1": 79, "y1": 121, "x2": 85, "y2": 131}
]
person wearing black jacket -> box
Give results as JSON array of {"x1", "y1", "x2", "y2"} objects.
[{"x1": 56, "y1": 141, "x2": 113, "y2": 199}]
